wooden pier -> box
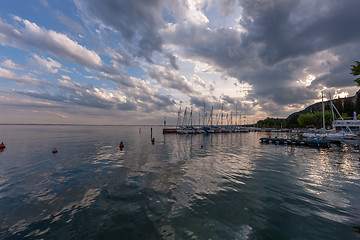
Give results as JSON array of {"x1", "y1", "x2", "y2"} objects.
[
  {"x1": 260, "y1": 137, "x2": 331, "y2": 148},
  {"x1": 163, "y1": 128, "x2": 178, "y2": 133}
]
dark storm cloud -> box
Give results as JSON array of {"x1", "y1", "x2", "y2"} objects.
[
  {"x1": 162, "y1": 0, "x2": 360, "y2": 116},
  {"x1": 164, "y1": 25, "x2": 255, "y2": 71},
  {"x1": 75, "y1": 0, "x2": 164, "y2": 62},
  {"x1": 238, "y1": 0, "x2": 360, "y2": 65},
  {"x1": 120, "y1": 83, "x2": 176, "y2": 113},
  {"x1": 189, "y1": 95, "x2": 220, "y2": 110},
  {"x1": 116, "y1": 102, "x2": 137, "y2": 111},
  {"x1": 189, "y1": 94, "x2": 256, "y2": 116},
  {"x1": 148, "y1": 65, "x2": 196, "y2": 94},
  {"x1": 310, "y1": 44, "x2": 360, "y2": 88},
  {"x1": 167, "y1": 53, "x2": 179, "y2": 70}
]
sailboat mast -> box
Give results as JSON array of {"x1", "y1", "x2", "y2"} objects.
[
  {"x1": 322, "y1": 91, "x2": 326, "y2": 132},
  {"x1": 182, "y1": 107, "x2": 187, "y2": 126},
  {"x1": 189, "y1": 107, "x2": 193, "y2": 126},
  {"x1": 235, "y1": 105, "x2": 238, "y2": 126},
  {"x1": 329, "y1": 94, "x2": 353, "y2": 133},
  {"x1": 176, "y1": 106, "x2": 181, "y2": 128},
  {"x1": 198, "y1": 111, "x2": 201, "y2": 126},
  {"x1": 220, "y1": 104, "x2": 224, "y2": 126},
  {"x1": 203, "y1": 102, "x2": 206, "y2": 126},
  {"x1": 328, "y1": 93, "x2": 335, "y2": 122}
]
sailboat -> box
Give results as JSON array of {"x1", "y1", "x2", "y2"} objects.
[{"x1": 302, "y1": 92, "x2": 358, "y2": 141}]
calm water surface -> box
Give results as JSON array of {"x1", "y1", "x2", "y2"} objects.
[{"x1": 0, "y1": 125, "x2": 359, "y2": 239}]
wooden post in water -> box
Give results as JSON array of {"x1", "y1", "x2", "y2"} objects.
[{"x1": 151, "y1": 127, "x2": 153, "y2": 139}]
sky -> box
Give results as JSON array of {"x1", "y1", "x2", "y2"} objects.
[{"x1": 0, "y1": 0, "x2": 360, "y2": 125}]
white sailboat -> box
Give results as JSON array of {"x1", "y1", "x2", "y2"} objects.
[{"x1": 302, "y1": 92, "x2": 358, "y2": 141}]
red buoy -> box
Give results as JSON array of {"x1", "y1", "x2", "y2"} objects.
[
  {"x1": 119, "y1": 141, "x2": 124, "y2": 150},
  {"x1": 0, "y1": 142, "x2": 5, "y2": 148},
  {"x1": 151, "y1": 138, "x2": 155, "y2": 144},
  {"x1": 52, "y1": 148, "x2": 58, "y2": 153}
]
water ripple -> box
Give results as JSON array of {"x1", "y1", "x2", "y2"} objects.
[{"x1": 0, "y1": 126, "x2": 359, "y2": 239}]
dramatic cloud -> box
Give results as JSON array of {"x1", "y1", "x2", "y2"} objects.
[
  {"x1": 2, "y1": 17, "x2": 102, "y2": 68},
  {"x1": 161, "y1": 0, "x2": 360, "y2": 116},
  {"x1": 148, "y1": 65, "x2": 196, "y2": 94},
  {"x1": 74, "y1": 0, "x2": 164, "y2": 62},
  {"x1": 0, "y1": 0, "x2": 359, "y2": 124}
]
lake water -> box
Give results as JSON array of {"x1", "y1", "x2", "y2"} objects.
[{"x1": 0, "y1": 125, "x2": 359, "y2": 239}]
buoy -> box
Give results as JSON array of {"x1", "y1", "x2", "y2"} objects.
[
  {"x1": 0, "y1": 142, "x2": 5, "y2": 148},
  {"x1": 119, "y1": 141, "x2": 124, "y2": 150},
  {"x1": 151, "y1": 138, "x2": 155, "y2": 144},
  {"x1": 52, "y1": 148, "x2": 58, "y2": 153},
  {"x1": 201, "y1": 145, "x2": 203, "y2": 149}
]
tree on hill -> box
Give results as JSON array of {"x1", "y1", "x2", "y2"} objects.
[
  {"x1": 256, "y1": 117, "x2": 284, "y2": 128},
  {"x1": 343, "y1": 98, "x2": 354, "y2": 118},
  {"x1": 356, "y1": 93, "x2": 360, "y2": 115},
  {"x1": 297, "y1": 111, "x2": 332, "y2": 128},
  {"x1": 351, "y1": 61, "x2": 360, "y2": 86}
]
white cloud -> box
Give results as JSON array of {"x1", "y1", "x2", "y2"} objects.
[
  {"x1": 0, "y1": 59, "x2": 23, "y2": 70},
  {"x1": 191, "y1": 74, "x2": 206, "y2": 87},
  {"x1": 0, "y1": 17, "x2": 102, "y2": 68},
  {"x1": 0, "y1": 67, "x2": 41, "y2": 86},
  {"x1": 169, "y1": 0, "x2": 209, "y2": 25},
  {"x1": 33, "y1": 54, "x2": 62, "y2": 74}
]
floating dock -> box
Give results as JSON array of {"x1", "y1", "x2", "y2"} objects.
[
  {"x1": 260, "y1": 137, "x2": 331, "y2": 148},
  {"x1": 163, "y1": 128, "x2": 178, "y2": 133}
]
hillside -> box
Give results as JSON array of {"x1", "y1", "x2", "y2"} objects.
[{"x1": 285, "y1": 90, "x2": 360, "y2": 126}]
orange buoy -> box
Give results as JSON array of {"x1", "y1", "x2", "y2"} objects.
[
  {"x1": 119, "y1": 141, "x2": 124, "y2": 150},
  {"x1": 0, "y1": 142, "x2": 5, "y2": 149},
  {"x1": 52, "y1": 148, "x2": 58, "y2": 154}
]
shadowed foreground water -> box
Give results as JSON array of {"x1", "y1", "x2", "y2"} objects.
[{"x1": 0, "y1": 125, "x2": 359, "y2": 239}]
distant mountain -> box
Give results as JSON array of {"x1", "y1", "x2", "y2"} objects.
[{"x1": 286, "y1": 90, "x2": 359, "y2": 121}]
